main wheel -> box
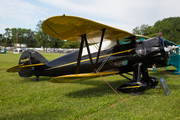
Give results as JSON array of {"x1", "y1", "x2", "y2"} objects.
[
  {"x1": 141, "y1": 76, "x2": 158, "y2": 89},
  {"x1": 117, "y1": 81, "x2": 147, "y2": 95},
  {"x1": 34, "y1": 78, "x2": 39, "y2": 82}
]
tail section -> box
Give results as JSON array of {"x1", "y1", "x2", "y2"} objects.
[
  {"x1": 19, "y1": 49, "x2": 48, "y2": 65},
  {"x1": 7, "y1": 49, "x2": 48, "y2": 77},
  {"x1": 19, "y1": 49, "x2": 48, "y2": 77}
]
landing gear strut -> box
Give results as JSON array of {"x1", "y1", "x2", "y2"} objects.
[{"x1": 117, "y1": 63, "x2": 158, "y2": 95}]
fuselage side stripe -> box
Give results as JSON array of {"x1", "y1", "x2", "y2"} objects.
[{"x1": 46, "y1": 49, "x2": 133, "y2": 70}]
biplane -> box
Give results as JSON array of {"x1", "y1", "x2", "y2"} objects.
[{"x1": 7, "y1": 15, "x2": 169, "y2": 95}]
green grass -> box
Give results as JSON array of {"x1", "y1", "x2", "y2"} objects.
[{"x1": 1, "y1": 52, "x2": 180, "y2": 120}]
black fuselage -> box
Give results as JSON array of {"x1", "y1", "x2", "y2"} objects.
[{"x1": 31, "y1": 36, "x2": 168, "y2": 77}]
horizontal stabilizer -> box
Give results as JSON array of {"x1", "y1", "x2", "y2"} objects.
[
  {"x1": 6, "y1": 63, "x2": 45, "y2": 72},
  {"x1": 50, "y1": 71, "x2": 119, "y2": 83}
]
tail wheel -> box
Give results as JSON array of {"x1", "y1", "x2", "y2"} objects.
[{"x1": 34, "y1": 78, "x2": 39, "y2": 82}]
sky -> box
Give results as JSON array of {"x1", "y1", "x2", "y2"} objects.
[{"x1": 0, "y1": 0, "x2": 180, "y2": 34}]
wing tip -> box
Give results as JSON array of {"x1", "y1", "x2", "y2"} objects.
[{"x1": 6, "y1": 69, "x2": 12, "y2": 72}]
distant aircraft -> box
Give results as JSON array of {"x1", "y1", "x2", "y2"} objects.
[
  {"x1": 0, "y1": 47, "x2": 6, "y2": 54},
  {"x1": 13, "y1": 48, "x2": 23, "y2": 54},
  {"x1": 165, "y1": 40, "x2": 180, "y2": 74},
  {"x1": 7, "y1": 15, "x2": 169, "y2": 95}
]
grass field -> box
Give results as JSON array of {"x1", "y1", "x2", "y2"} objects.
[{"x1": 1, "y1": 51, "x2": 180, "y2": 120}]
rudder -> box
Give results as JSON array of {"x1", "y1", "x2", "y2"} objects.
[
  {"x1": 18, "y1": 49, "x2": 48, "y2": 77},
  {"x1": 19, "y1": 49, "x2": 48, "y2": 65}
]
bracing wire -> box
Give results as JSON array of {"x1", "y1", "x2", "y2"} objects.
[{"x1": 86, "y1": 34, "x2": 115, "y2": 69}]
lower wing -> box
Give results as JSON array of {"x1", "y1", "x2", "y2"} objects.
[{"x1": 50, "y1": 71, "x2": 119, "y2": 83}]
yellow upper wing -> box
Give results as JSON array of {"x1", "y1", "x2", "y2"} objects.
[{"x1": 42, "y1": 15, "x2": 135, "y2": 42}]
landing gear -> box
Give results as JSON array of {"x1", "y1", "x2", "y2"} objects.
[
  {"x1": 117, "y1": 63, "x2": 158, "y2": 95},
  {"x1": 117, "y1": 80, "x2": 147, "y2": 95},
  {"x1": 141, "y1": 68, "x2": 158, "y2": 89},
  {"x1": 34, "y1": 76, "x2": 39, "y2": 82},
  {"x1": 142, "y1": 76, "x2": 158, "y2": 89}
]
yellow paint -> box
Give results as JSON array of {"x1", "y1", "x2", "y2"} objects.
[
  {"x1": 47, "y1": 49, "x2": 133, "y2": 70},
  {"x1": 20, "y1": 58, "x2": 29, "y2": 62},
  {"x1": 6, "y1": 64, "x2": 31, "y2": 72},
  {"x1": 122, "y1": 85, "x2": 141, "y2": 89},
  {"x1": 22, "y1": 63, "x2": 45, "y2": 68},
  {"x1": 50, "y1": 71, "x2": 119, "y2": 83},
  {"x1": 6, "y1": 63, "x2": 45, "y2": 72},
  {"x1": 42, "y1": 15, "x2": 135, "y2": 42}
]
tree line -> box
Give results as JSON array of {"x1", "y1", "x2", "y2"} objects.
[
  {"x1": 0, "y1": 20, "x2": 80, "y2": 49},
  {"x1": 132, "y1": 17, "x2": 180, "y2": 44},
  {"x1": 0, "y1": 17, "x2": 180, "y2": 49}
]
